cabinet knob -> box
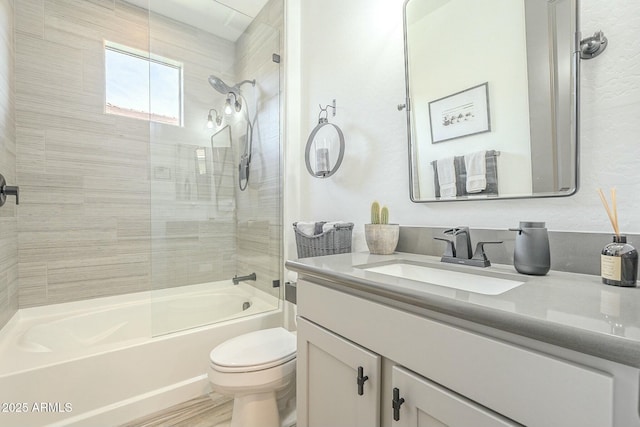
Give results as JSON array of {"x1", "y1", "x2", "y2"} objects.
[
  {"x1": 392, "y1": 387, "x2": 405, "y2": 421},
  {"x1": 357, "y1": 366, "x2": 369, "y2": 396}
]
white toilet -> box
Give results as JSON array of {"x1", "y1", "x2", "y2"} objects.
[{"x1": 208, "y1": 327, "x2": 297, "y2": 427}]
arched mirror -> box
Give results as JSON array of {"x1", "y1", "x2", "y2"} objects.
[{"x1": 403, "y1": 0, "x2": 580, "y2": 202}]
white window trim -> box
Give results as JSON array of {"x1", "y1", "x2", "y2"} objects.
[{"x1": 104, "y1": 40, "x2": 184, "y2": 127}]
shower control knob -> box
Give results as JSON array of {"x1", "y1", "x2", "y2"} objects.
[{"x1": 0, "y1": 174, "x2": 19, "y2": 207}]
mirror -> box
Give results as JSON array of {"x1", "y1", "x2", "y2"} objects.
[{"x1": 403, "y1": 0, "x2": 579, "y2": 202}]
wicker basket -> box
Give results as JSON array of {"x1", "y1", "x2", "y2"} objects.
[{"x1": 293, "y1": 222, "x2": 354, "y2": 258}]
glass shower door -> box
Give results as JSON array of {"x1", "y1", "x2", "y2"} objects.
[{"x1": 148, "y1": 0, "x2": 283, "y2": 336}]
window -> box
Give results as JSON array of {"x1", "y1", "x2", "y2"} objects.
[{"x1": 105, "y1": 42, "x2": 183, "y2": 126}]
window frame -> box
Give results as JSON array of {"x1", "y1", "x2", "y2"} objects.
[{"x1": 104, "y1": 41, "x2": 184, "y2": 127}]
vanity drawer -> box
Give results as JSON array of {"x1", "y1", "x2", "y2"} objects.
[{"x1": 298, "y1": 279, "x2": 614, "y2": 427}]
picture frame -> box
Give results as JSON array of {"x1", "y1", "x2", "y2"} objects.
[{"x1": 428, "y1": 82, "x2": 491, "y2": 143}]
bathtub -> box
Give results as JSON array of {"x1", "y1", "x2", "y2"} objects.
[{"x1": 0, "y1": 281, "x2": 282, "y2": 427}]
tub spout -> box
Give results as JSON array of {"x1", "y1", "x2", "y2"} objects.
[{"x1": 232, "y1": 272, "x2": 257, "y2": 285}]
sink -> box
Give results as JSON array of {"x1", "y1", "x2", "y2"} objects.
[{"x1": 360, "y1": 261, "x2": 525, "y2": 295}]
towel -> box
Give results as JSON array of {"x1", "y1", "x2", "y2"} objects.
[
  {"x1": 436, "y1": 157, "x2": 457, "y2": 198},
  {"x1": 314, "y1": 221, "x2": 327, "y2": 234},
  {"x1": 296, "y1": 222, "x2": 317, "y2": 237},
  {"x1": 322, "y1": 221, "x2": 349, "y2": 233},
  {"x1": 464, "y1": 150, "x2": 487, "y2": 193}
]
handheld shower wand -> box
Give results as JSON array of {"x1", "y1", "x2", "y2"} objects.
[{"x1": 207, "y1": 75, "x2": 256, "y2": 191}]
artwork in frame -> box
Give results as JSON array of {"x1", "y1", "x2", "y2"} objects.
[{"x1": 428, "y1": 82, "x2": 491, "y2": 144}]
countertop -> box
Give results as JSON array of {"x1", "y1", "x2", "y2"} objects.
[{"x1": 286, "y1": 251, "x2": 640, "y2": 368}]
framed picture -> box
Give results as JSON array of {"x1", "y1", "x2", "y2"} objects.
[{"x1": 428, "y1": 82, "x2": 491, "y2": 143}]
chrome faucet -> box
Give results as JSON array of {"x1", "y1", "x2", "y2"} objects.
[{"x1": 434, "y1": 227, "x2": 502, "y2": 267}]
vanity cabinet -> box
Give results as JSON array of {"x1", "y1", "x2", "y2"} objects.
[
  {"x1": 298, "y1": 315, "x2": 517, "y2": 427},
  {"x1": 296, "y1": 278, "x2": 628, "y2": 427}
]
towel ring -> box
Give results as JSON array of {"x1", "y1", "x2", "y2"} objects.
[{"x1": 304, "y1": 100, "x2": 345, "y2": 178}]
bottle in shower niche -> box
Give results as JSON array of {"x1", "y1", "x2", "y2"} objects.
[{"x1": 601, "y1": 235, "x2": 638, "y2": 287}]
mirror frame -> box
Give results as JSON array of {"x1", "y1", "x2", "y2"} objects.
[{"x1": 402, "y1": 0, "x2": 581, "y2": 203}]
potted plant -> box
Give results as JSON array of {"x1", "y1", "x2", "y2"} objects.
[{"x1": 364, "y1": 201, "x2": 400, "y2": 255}]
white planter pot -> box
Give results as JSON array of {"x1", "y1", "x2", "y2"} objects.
[{"x1": 364, "y1": 224, "x2": 400, "y2": 255}]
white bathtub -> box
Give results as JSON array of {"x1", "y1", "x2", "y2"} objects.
[{"x1": 0, "y1": 281, "x2": 282, "y2": 427}]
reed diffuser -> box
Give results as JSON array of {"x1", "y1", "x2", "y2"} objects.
[{"x1": 598, "y1": 188, "x2": 638, "y2": 286}]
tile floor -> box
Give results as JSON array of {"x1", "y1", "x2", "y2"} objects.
[{"x1": 121, "y1": 393, "x2": 232, "y2": 427}]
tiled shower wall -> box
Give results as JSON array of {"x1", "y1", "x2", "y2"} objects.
[
  {"x1": 17, "y1": 0, "x2": 148, "y2": 306},
  {"x1": 14, "y1": 0, "x2": 283, "y2": 308},
  {"x1": 149, "y1": 0, "x2": 283, "y2": 297},
  {"x1": 234, "y1": 0, "x2": 284, "y2": 297},
  {"x1": 0, "y1": 0, "x2": 18, "y2": 328}
]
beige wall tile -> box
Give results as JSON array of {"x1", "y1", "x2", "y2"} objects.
[
  {"x1": 0, "y1": 0, "x2": 18, "y2": 328},
  {"x1": 13, "y1": 0, "x2": 283, "y2": 311}
]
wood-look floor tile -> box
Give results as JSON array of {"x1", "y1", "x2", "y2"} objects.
[{"x1": 121, "y1": 393, "x2": 232, "y2": 427}]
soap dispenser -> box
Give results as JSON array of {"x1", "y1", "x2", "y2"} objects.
[{"x1": 509, "y1": 222, "x2": 550, "y2": 275}]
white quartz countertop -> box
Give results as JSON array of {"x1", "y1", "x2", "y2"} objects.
[{"x1": 286, "y1": 251, "x2": 640, "y2": 368}]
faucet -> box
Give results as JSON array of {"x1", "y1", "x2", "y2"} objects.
[
  {"x1": 434, "y1": 226, "x2": 502, "y2": 267},
  {"x1": 447, "y1": 227, "x2": 472, "y2": 259},
  {"x1": 232, "y1": 272, "x2": 257, "y2": 285}
]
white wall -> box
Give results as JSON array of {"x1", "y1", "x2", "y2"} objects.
[{"x1": 285, "y1": 0, "x2": 640, "y2": 257}]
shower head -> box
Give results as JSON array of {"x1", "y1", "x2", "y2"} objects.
[
  {"x1": 208, "y1": 75, "x2": 234, "y2": 94},
  {"x1": 208, "y1": 75, "x2": 256, "y2": 96}
]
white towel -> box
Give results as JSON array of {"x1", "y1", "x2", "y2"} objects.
[
  {"x1": 296, "y1": 221, "x2": 316, "y2": 237},
  {"x1": 436, "y1": 157, "x2": 457, "y2": 198},
  {"x1": 464, "y1": 150, "x2": 487, "y2": 193}
]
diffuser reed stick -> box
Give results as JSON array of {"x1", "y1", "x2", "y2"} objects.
[
  {"x1": 611, "y1": 188, "x2": 619, "y2": 235},
  {"x1": 598, "y1": 187, "x2": 620, "y2": 237}
]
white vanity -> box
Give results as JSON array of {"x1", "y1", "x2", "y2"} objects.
[{"x1": 286, "y1": 252, "x2": 640, "y2": 427}]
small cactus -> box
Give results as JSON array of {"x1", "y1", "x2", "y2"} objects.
[
  {"x1": 371, "y1": 201, "x2": 381, "y2": 224},
  {"x1": 370, "y1": 201, "x2": 390, "y2": 224},
  {"x1": 380, "y1": 206, "x2": 389, "y2": 225}
]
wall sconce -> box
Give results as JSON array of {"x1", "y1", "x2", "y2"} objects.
[
  {"x1": 207, "y1": 109, "x2": 222, "y2": 129},
  {"x1": 225, "y1": 92, "x2": 242, "y2": 114},
  {"x1": 305, "y1": 99, "x2": 345, "y2": 178}
]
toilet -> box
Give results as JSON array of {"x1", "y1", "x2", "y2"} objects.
[{"x1": 208, "y1": 327, "x2": 297, "y2": 427}]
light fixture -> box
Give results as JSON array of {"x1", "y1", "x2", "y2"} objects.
[
  {"x1": 225, "y1": 92, "x2": 242, "y2": 114},
  {"x1": 207, "y1": 109, "x2": 222, "y2": 129}
]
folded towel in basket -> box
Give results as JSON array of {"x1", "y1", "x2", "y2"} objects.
[
  {"x1": 314, "y1": 221, "x2": 327, "y2": 234},
  {"x1": 296, "y1": 221, "x2": 317, "y2": 237},
  {"x1": 322, "y1": 221, "x2": 349, "y2": 233}
]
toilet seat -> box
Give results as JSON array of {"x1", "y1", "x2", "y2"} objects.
[{"x1": 210, "y1": 327, "x2": 296, "y2": 373}]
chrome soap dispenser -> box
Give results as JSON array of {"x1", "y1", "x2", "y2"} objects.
[{"x1": 509, "y1": 222, "x2": 550, "y2": 275}]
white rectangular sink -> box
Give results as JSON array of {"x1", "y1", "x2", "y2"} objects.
[{"x1": 362, "y1": 262, "x2": 525, "y2": 295}]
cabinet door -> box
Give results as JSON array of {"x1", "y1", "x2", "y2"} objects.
[
  {"x1": 391, "y1": 366, "x2": 521, "y2": 427},
  {"x1": 297, "y1": 317, "x2": 381, "y2": 427}
]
